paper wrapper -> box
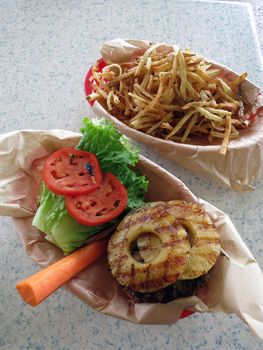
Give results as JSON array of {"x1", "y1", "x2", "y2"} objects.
[
  {"x1": 0, "y1": 129, "x2": 263, "y2": 338},
  {"x1": 90, "y1": 38, "x2": 263, "y2": 192}
]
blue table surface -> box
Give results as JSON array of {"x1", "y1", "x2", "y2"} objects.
[{"x1": 1, "y1": 1, "x2": 263, "y2": 349}]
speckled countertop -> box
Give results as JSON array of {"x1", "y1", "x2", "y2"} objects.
[{"x1": 1, "y1": 1, "x2": 263, "y2": 349}]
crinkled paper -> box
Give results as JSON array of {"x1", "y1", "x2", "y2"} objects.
[{"x1": 0, "y1": 129, "x2": 262, "y2": 338}]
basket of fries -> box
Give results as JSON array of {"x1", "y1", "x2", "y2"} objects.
[{"x1": 85, "y1": 39, "x2": 263, "y2": 192}]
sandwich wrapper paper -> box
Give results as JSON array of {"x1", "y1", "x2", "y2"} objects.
[
  {"x1": 0, "y1": 129, "x2": 263, "y2": 338},
  {"x1": 91, "y1": 38, "x2": 263, "y2": 192}
]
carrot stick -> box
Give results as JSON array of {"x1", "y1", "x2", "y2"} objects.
[{"x1": 16, "y1": 238, "x2": 108, "y2": 307}]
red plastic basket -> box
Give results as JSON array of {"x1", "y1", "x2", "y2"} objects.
[{"x1": 85, "y1": 58, "x2": 106, "y2": 106}]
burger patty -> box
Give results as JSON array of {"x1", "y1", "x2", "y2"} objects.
[{"x1": 124, "y1": 273, "x2": 210, "y2": 304}]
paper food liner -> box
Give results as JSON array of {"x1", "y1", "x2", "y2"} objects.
[
  {"x1": 0, "y1": 129, "x2": 263, "y2": 338},
  {"x1": 89, "y1": 38, "x2": 263, "y2": 192}
]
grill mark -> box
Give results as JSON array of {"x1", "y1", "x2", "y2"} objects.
[
  {"x1": 137, "y1": 244, "x2": 159, "y2": 252},
  {"x1": 111, "y1": 254, "x2": 129, "y2": 278},
  {"x1": 159, "y1": 208, "x2": 170, "y2": 218},
  {"x1": 141, "y1": 264, "x2": 152, "y2": 291},
  {"x1": 154, "y1": 223, "x2": 181, "y2": 234},
  {"x1": 108, "y1": 236, "x2": 128, "y2": 247},
  {"x1": 194, "y1": 237, "x2": 220, "y2": 247},
  {"x1": 198, "y1": 221, "x2": 214, "y2": 229},
  {"x1": 162, "y1": 236, "x2": 188, "y2": 247},
  {"x1": 119, "y1": 205, "x2": 167, "y2": 230},
  {"x1": 120, "y1": 214, "x2": 150, "y2": 230},
  {"x1": 166, "y1": 254, "x2": 189, "y2": 267},
  {"x1": 193, "y1": 250, "x2": 221, "y2": 263}
]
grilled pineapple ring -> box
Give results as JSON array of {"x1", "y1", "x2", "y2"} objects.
[{"x1": 108, "y1": 203, "x2": 191, "y2": 293}]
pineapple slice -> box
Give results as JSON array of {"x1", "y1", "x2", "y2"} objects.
[{"x1": 108, "y1": 202, "x2": 191, "y2": 293}]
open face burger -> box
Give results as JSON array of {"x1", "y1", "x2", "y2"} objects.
[{"x1": 108, "y1": 200, "x2": 221, "y2": 304}]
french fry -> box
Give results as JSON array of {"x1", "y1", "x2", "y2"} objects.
[
  {"x1": 229, "y1": 72, "x2": 248, "y2": 90},
  {"x1": 178, "y1": 50, "x2": 188, "y2": 100},
  {"x1": 195, "y1": 106, "x2": 223, "y2": 123},
  {"x1": 182, "y1": 113, "x2": 199, "y2": 142},
  {"x1": 220, "y1": 116, "x2": 232, "y2": 155}
]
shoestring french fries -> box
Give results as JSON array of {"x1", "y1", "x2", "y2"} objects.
[{"x1": 88, "y1": 45, "x2": 248, "y2": 155}]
